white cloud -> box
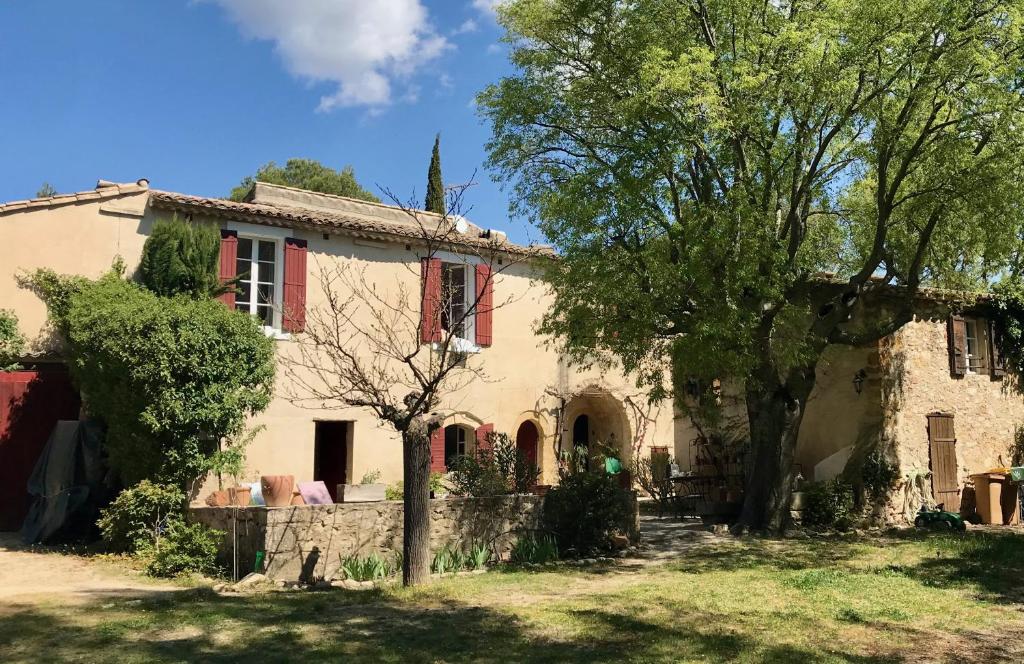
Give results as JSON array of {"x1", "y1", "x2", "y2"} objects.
[
  {"x1": 486, "y1": 43, "x2": 503, "y2": 55},
  {"x1": 208, "y1": 0, "x2": 449, "y2": 110},
  {"x1": 472, "y1": 0, "x2": 504, "y2": 15},
  {"x1": 451, "y1": 18, "x2": 478, "y2": 35}
]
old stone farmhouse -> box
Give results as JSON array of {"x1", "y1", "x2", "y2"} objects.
[{"x1": 0, "y1": 178, "x2": 1021, "y2": 525}]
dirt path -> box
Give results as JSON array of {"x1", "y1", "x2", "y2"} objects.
[{"x1": 0, "y1": 533, "x2": 176, "y2": 604}]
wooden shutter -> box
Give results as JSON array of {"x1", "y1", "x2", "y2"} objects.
[
  {"x1": 282, "y1": 237, "x2": 307, "y2": 333},
  {"x1": 430, "y1": 426, "x2": 446, "y2": 473},
  {"x1": 420, "y1": 258, "x2": 442, "y2": 343},
  {"x1": 475, "y1": 264, "x2": 493, "y2": 346},
  {"x1": 475, "y1": 423, "x2": 494, "y2": 453},
  {"x1": 947, "y1": 315, "x2": 967, "y2": 377},
  {"x1": 989, "y1": 320, "x2": 1006, "y2": 378},
  {"x1": 927, "y1": 413, "x2": 960, "y2": 512},
  {"x1": 217, "y1": 230, "x2": 238, "y2": 309}
]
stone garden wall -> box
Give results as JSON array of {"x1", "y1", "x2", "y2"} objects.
[{"x1": 192, "y1": 495, "x2": 622, "y2": 581}]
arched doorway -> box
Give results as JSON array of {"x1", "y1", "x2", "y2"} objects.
[
  {"x1": 562, "y1": 388, "x2": 632, "y2": 471},
  {"x1": 516, "y1": 420, "x2": 540, "y2": 469}
]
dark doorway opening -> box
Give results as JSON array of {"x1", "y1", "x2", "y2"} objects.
[
  {"x1": 314, "y1": 421, "x2": 350, "y2": 502},
  {"x1": 572, "y1": 414, "x2": 590, "y2": 470}
]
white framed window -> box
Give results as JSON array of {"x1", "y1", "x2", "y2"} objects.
[
  {"x1": 964, "y1": 317, "x2": 989, "y2": 373},
  {"x1": 440, "y1": 261, "x2": 476, "y2": 346},
  {"x1": 235, "y1": 235, "x2": 283, "y2": 332},
  {"x1": 444, "y1": 424, "x2": 471, "y2": 466}
]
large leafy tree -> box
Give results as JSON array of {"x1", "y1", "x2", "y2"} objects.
[
  {"x1": 229, "y1": 158, "x2": 380, "y2": 203},
  {"x1": 481, "y1": 0, "x2": 1024, "y2": 530}
]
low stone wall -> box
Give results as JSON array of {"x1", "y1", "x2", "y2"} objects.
[
  {"x1": 191, "y1": 493, "x2": 640, "y2": 581},
  {"x1": 191, "y1": 496, "x2": 543, "y2": 581}
]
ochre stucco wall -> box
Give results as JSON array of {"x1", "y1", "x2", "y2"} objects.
[{"x1": 0, "y1": 190, "x2": 676, "y2": 498}]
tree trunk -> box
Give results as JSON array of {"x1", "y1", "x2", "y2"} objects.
[
  {"x1": 402, "y1": 422, "x2": 432, "y2": 586},
  {"x1": 736, "y1": 367, "x2": 815, "y2": 532}
]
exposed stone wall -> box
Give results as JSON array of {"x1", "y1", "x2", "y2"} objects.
[
  {"x1": 884, "y1": 315, "x2": 1024, "y2": 488},
  {"x1": 193, "y1": 495, "x2": 637, "y2": 581},
  {"x1": 192, "y1": 494, "x2": 640, "y2": 581}
]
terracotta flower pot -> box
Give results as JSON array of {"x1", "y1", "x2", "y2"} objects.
[
  {"x1": 229, "y1": 485, "x2": 252, "y2": 507},
  {"x1": 205, "y1": 490, "x2": 230, "y2": 507},
  {"x1": 261, "y1": 475, "x2": 295, "y2": 507}
]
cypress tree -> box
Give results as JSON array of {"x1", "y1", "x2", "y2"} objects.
[
  {"x1": 140, "y1": 216, "x2": 229, "y2": 299},
  {"x1": 425, "y1": 134, "x2": 445, "y2": 214}
]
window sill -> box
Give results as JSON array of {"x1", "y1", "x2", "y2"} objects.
[
  {"x1": 262, "y1": 326, "x2": 291, "y2": 341},
  {"x1": 432, "y1": 337, "x2": 481, "y2": 354}
]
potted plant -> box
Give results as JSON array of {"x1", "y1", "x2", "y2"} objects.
[{"x1": 338, "y1": 470, "x2": 386, "y2": 503}]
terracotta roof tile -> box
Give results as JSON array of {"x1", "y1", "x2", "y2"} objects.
[
  {"x1": 149, "y1": 190, "x2": 551, "y2": 257},
  {"x1": 0, "y1": 179, "x2": 149, "y2": 217}
]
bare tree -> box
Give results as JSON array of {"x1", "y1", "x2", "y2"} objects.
[{"x1": 286, "y1": 183, "x2": 539, "y2": 585}]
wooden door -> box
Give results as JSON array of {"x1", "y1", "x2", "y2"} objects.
[
  {"x1": 0, "y1": 368, "x2": 80, "y2": 530},
  {"x1": 516, "y1": 421, "x2": 539, "y2": 469},
  {"x1": 927, "y1": 413, "x2": 960, "y2": 512}
]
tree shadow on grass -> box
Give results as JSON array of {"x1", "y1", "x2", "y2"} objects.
[{"x1": 0, "y1": 585, "x2": 898, "y2": 664}]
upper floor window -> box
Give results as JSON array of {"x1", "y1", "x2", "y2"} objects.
[
  {"x1": 441, "y1": 262, "x2": 473, "y2": 341},
  {"x1": 964, "y1": 317, "x2": 988, "y2": 373},
  {"x1": 235, "y1": 236, "x2": 281, "y2": 330},
  {"x1": 948, "y1": 314, "x2": 1004, "y2": 378}
]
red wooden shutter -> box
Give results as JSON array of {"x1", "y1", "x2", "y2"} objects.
[
  {"x1": 217, "y1": 230, "x2": 238, "y2": 309},
  {"x1": 475, "y1": 423, "x2": 494, "y2": 453},
  {"x1": 421, "y1": 258, "x2": 442, "y2": 343},
  {"x1": 430, "y1": 426, "x2": 446, "y2": 473},
  {"x1": 475, "y1": 263, "x2": 493, "y2": 346},
  {"x1": 947, "y1": 315, "x2": 967, "y2": 377},
  {"x1": 989, "y1": 320, "x2": 1006, "y2": 378},
  {"x1": 282, "y1": 237, "x2": 307, "y2": 333}
]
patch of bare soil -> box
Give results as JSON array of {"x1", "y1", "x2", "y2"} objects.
[{"x1": 0, "y1": 532, "x2": 176, "y2": 604}]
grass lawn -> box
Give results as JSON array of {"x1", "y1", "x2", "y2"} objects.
[{"x1": 3, "y1": 528, "x2": 1024, "y2": 663}]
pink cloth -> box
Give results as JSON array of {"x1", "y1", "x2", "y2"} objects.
[{"x1": 298, "y1": 481, "x2": 333, "y2": 505}]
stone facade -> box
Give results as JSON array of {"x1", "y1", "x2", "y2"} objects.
[
  {"x1": 190, "y1": 494, "x2": 639, "y2": 581},
  {"x1": 881, "y1": 314, "x2": 1023, "y2": 494}
]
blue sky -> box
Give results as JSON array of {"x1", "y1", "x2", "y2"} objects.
[{"x1": 0, "y1": 1, "x2": 537, "y2": 241}]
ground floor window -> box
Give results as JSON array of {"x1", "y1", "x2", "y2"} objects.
[{"x1": 444, "y1": 424, "x2": 470, "y2": 466}]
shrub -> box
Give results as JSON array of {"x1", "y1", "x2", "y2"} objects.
[
  {"x1": 803, "y1": 478, "x2": 855, "y2": 529},
  {"x1": 98, "y1": 481, "x2": 185, "y2": 553},
  {"x1": 631, "y1": 452, "x2": 675, "y2": 515},
  {"x1": 0, "y1": 309, "x2": 25, "y2": 371},
  {"x1": 139, "y1": 216, "x2": 231, "y2": 299},
  {"x1": 861, "y1": 449, "x2": 899, "y2": 499},
  {"x1": 25, "y1": 268, "x2": 275, "y2": 486},
  {"x1": 509, "y1": 533, "x2": 558, "y2": 564},
  {"x1": 468, "y1": 542, "x2": 491, "y2": 569},
  {"x1": 339, "y1": 552, "x2": 398, "y2": 581},
  {"x1": 431, "y1": 544, "x2": 468, "y2": 574},
  {"x1": 543, "y1": 471, "x2": 627, "y2": 555},
  {"x1": 384, "y1": 473, "x2": 445, "y2": 501},
  {"x1": 139, "y1": 519, "x2": 220, "y2": 578},
  {"x1": 360, "y1": 469, "x2": 382, "y2": 484},
  {"x1": 447, "y1": 432, "x2": 539, "y2": 497}
]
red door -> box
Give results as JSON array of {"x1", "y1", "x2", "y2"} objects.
[
  {"x1": 516, "y1": 421, "x2": 539, "y2": 469},
  {"x1": 0, "y1": 368, "x2": 80, "y2": 531}
]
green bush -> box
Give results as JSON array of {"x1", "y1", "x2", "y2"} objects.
[
  {"x1": 0, "y1": 309, "x2": 25, "y2": 371},
  {"x1": 861, "y1": 449, "x2": 899, "y2": 499},
  {"x1": 543, "y1": 471, "x2": 627, "y2": 555},
  {"x1": 139, "y1": 216, "x2": 230, "y2": 299},
  {"x1": 384, "y1": 472, "x2": 445, "y2": 501},
  {"x1": 803, "y1": 478, "x2": 855, "y2": 529},
  {"x1": 139, "y1": 519, "x2": 221, "y2": 578},
  {"x1": 97, "y1": 481, "x2": 185, "y2": 553},
  {"x1": 26, "y1": 268, "x2": 275, "y2": 486},
  {"x1": 509, "y1": 533, "x2": 558, "y2": 564},
  {"x1": 447, "y1": 432, "x2": 539, "y2": 497},
  {"x1": 339, "y1": 552, "x2": 399, "y2": 581},
  {"x1": 431, "y1": 544, "x2": 469, "y2": 574}
]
